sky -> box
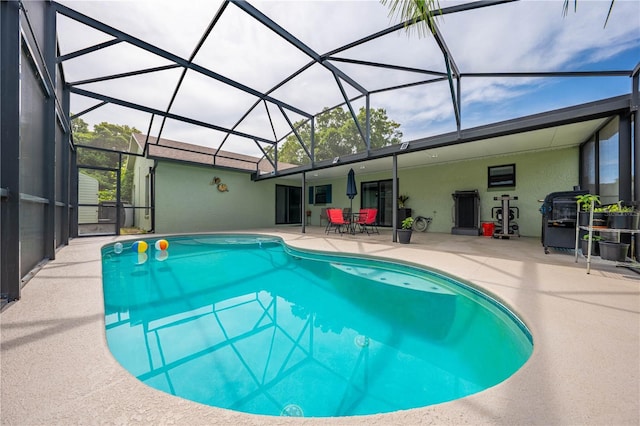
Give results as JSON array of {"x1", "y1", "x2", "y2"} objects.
[{"x1": 55, "y1": 0, "x2": 640, "y2": 157}]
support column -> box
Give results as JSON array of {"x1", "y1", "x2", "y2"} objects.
[
  {"x1": 44, "y1": 1, "x2": 57, "y2": 258},
  {"x1": 1, "y1": 0, "x2": 22, "y2": 301},
  {"x1": 70, "y1": 146, "x2": 79, "y2": 238},
  {"x1": 61, "y1": 82, "x2": 71, "y2": 245},
  {"x1": 301, "y1": 172, "x2": 306, "y2": 234},
  {"x1": 392, "y1": 154, "x2": 398, "y2": 242},
  {"x1": 633, "y1": 69, "x2": 639, "y2": 204}
]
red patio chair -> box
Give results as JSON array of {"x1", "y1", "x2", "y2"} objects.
[
  {"x1": 362, "y1": 208, "x2": 379, "y2": 235},
  {"x1": 326, "y1": 208, "x2": 351, "y2": 235},
  {"x1": 355, "y1": 208, "x2": 370, "y2": 233}
]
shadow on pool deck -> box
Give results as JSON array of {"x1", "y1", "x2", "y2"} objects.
[{"x1": 1, "y1": 228, "x2": 639, "y2": 425}]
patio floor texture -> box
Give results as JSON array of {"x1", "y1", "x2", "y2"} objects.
[{"x1": 1, "y1": 227, "x2": 639, "y2": 425}]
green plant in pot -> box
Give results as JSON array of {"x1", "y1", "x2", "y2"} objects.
[
  {"x1": 397, "y1": 216, "x2": 414, "y2": 244},
  {"x1": 398, "y1": 194, "x2": 409, "y2": 209},
  {"x1": 606, "y1": 201, "x2": 639, "y2": 230},
  {"x1": 576, "y1": 194, "x2": 600, "y2": 211},
  {"x1": 575, "y1": 194, "x2": 606, "y2": 227},
  {"x1": 580, "y1": 234, "x2": 602, "y2": 257}
]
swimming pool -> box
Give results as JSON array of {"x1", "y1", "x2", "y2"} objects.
[{"x1": 101, "y1": 234, "x2": 532, "y2": 418}]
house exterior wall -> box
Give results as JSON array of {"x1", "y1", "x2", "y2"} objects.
[
  {"x1": 131, "y1": 156, "x2": 154, "y2": 232},
  {"x1": 305, "y1": 147, "x2": 579, "y2": 237},
  {"x1": 154, "y1": 161, "x2": 282, "y2": 233},
  {"x1": 399, "y1": 147, "x2": 578, "y2": 237}
]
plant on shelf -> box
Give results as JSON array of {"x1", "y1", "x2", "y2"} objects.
[
  {"x1": 575, "y1": 194, "x2": 600, "y2": 211},
  {"x1": 580, "y1": 234, "x2": 603, "y2": 257},
  {"x1": 606, "y1": 201, "x2": 639, "y2": 230},
  {"x1": 398, "y1": 194, "x2": 409, "y2": 209},
  {"x1": 397, "y1": 216, "x2": 414, "y2": 244},
  {"x1": 605, "y1": 201, "x2": 633, "y2": 213},
  {"x1": 575, "y1": 194, "x2": 607, "y2": 227}
]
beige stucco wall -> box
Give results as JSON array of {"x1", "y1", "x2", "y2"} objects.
[
  {"x1": 305, "y1": 147, "x2": 579, "y2": 237},
  {"x1": 399, "y1": 147, "x2": 579, "y2": 236},
  {"x1": 154, "y1": 161, "x2": 296, "y2": 234},
  {"x1": 151, "y1": 147, "x2": 578, "y2": 237}
]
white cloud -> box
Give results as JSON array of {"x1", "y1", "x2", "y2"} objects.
[{"x1": 59, "y1": 0, "x2": 640, "y2": 154}]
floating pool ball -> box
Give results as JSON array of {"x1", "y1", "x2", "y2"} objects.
[
  {"x1": 155, "y1": 239, "x2": 169, "y2": 251},
  {"x1": 113, "y1": 242, "x2": 123, "y2": 254},
  {"x1": 131, "y1": 241, "x2": 148, "y2": 253}
]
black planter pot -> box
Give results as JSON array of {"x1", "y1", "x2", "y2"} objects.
[
  {"x1": 578, "y1": 212, "x2": 590, "y2": 227},
  {"x1": 397, "y1": 229, "x2": 412, "y2": 244},
  {"x1": 607, "y1": 213, "x2": 640, "y2": 230},
  {"x1": 580, "y1": 239, "x2": 600, "y2": 256},
  {"x1": 578, "y1": 211, "x2": 608, "y2": 227},
  {"x1": 592, "y1": 212, "x2": 609, "y2": 228},
  {"x1": 599, "y1": 241, "x2": 630, "y2": 262}
]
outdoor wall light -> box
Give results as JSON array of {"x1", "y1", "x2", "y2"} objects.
[
  {"x1": 400, "y1": 142, "x2": 409, "y2": 150},
  {"x1": 332, "y1": 157, "x2": 340, "y2": 164}
]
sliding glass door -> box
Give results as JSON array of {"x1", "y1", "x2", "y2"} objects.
[
  {"x1": 361, "y1": 179, "x2": 393, "y2": 227},
  {"x1": 275, "y1": 185, "x2": 302, "y2": 225}
]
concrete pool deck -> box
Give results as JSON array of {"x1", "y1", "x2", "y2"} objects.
[{"x1": 1, "y1": 227, "x2": 639, "y2": 425}]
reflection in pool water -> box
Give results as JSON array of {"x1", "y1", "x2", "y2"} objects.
[{"x1": 101, "y1": 235, "x2": 532, "y2": 417}]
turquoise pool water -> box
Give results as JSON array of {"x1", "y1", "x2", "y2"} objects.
[{"x1": 101, "y1": 234, "x2": 532, "y2": 418}]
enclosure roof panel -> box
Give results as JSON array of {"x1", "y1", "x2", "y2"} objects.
[{"x1": 55, "y1": 0, "x2": 639, "y2": 173}]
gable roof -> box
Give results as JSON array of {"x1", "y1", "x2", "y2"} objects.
[{"x1": 130, "y1": 133, "x2": 297, "y2": 174}]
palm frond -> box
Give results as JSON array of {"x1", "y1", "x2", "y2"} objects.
[
  {"x1": 562, "y1": 0, "x2": 616, "y2": 27},
  {"x1": 381, "y1": 0, "x2": 442, "y2": 38}
]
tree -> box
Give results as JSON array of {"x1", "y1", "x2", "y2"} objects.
[
  {"x1": 562, "y1": 0, "x2": 615, "y2": 28},
  {"x1": 276, "y1": 107, "x2": 402, "y2": 165},
  {"x1": 72, "y1": 117, "x2": 140, "y2": 203},
  {"x1": 380, "y1": 0, "x2": 441, "y2": 38},
  {"x1": 381, "y1": 0, "x2": 616, "y2": 38}
]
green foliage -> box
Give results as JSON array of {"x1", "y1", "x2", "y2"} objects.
[
  {"x1": 582, "y1": 234, "x2": 603, "y2": 241},
  {"x1": 401, "y1": 216, "x2": 414, "y2": 229},
  {"x1": 575, "y1": 194, "x2": 600, "y2": 211},
  {"x1": 606, "y1": 201, "x2": 634, "y2": 213},
  {"x1": 381, "y1": 0, "x2": 442, "y2": 38},
  {"x1": 72, "y1": 117, "x2": 139, "y2": 203},
  {"x1": 276, "y1": 107, "x2": 402, "y2": 165}
]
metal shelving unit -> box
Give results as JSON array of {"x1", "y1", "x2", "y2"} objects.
[{"x1": 574, "y1": 199, "x2": 640, "y2": 274}]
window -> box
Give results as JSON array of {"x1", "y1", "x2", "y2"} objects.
[
  {"x1": 313, "y1": 184, "x2": 332, "y2": 204},
  {"x1": 598, "y1": 118, "x2": 619, "y2": 205},
  {"x1": 580, "y1": 136, "x2": 596, "y2": 195},
  {"x1": 488, "y1": 164, "x2": 516, "y2": 188}
]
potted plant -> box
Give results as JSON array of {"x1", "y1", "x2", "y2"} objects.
[
  {"x1": 397, "y1": 195, "x2": 412, "y2": 228},
  {"x1": 606, "y1": 201, "x2": 639, "y2": 230},
  {"x1": 580, "y1": 234, "x2": 602, "y2": 257},
  {"x1": 575, "y1": 194, "x2": 605, "y2": 227},
  {"x1": 397, "y1": 217, "x2": 414, "y2": 244}
]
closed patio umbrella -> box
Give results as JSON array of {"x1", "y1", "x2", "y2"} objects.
[{"x1": 346, "y1": 168, "x2": 357, "y2": 213}]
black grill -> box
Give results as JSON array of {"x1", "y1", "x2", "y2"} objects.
[{"x1": 540, "y1": 190, "x2": 587, "y2": 254}]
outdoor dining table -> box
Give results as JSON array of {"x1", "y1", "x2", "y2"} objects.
[{"x1": 346, "y1": 211, "x2": 362, "y2": 235}]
